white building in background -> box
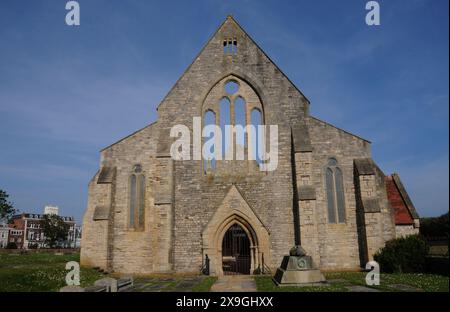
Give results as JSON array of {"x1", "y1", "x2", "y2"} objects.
[
  {"x1": 0, "y1": 221, "x2": 9, "y2": 248},
  {"x1": 74, "y1": 225, "x2": 82, "y2": 248},
  {"x1": 44, "y1": 205, "x2": 59, "y2": 216}
]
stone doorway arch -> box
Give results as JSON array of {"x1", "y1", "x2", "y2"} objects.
[{"x1": 201, "y1": 185, "x2": 270, "y2": 276}]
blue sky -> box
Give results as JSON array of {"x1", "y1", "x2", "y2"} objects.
[{"x1": 0, "y1": 0, "x2": 448, "y2": 222}]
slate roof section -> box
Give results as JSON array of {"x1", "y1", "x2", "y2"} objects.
[
  {"x1": 385, "y1": 174, "x2": 418, "y2": 225},
  {"x1": 392, "y1": 173, "x2": 419, "y2": 219}
]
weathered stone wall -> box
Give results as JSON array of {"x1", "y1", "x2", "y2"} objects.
[
  {"x1": 82, "y1": 123, "x2": 168, "y2": 274},
  {"x1": 81, "y1": 172, "x2": 109, "y2": 269},
  {"x1": 103, "y1": 123, "x2": 166, "y2": 274},
  {"x1": 307, "y1": 117, "x2": 371, "y2": 270},
  {"x1": 374, "y1": 166, "x2": 397, "y2": 246},
  {"x1": 354, "y1": 159, "x2": 396, "y2": 264},
  {"x1": 296, "y1": 150, "x2": 321, "y2": 266}
]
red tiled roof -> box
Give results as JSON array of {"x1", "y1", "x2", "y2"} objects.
[{"x1": 385, "y1": 176, "x2": 414, "y2": 225}]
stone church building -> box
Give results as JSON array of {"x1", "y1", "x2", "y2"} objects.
[{"x1": 81, "y1": 17, "x2": 419, "y2": 275}]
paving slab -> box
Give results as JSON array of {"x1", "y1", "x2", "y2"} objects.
[
  {"x1": 388, "y1": 284, "x2": 423, "y2": 292},
  {"x1": 211, "y1": 275, "x2": 257, "y2": 292},
  {"x1": 347, "y1": 285, "x2": 380, "y2": 292},
  {"x1": 126, "y1": 276, "x2": 208, "y2": 292}
]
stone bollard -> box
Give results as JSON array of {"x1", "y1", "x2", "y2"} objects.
[
  {"x1": 60, "y1": 285, "x2": 85, "y2": 292},
  {"x1": 94, "y1": 277, "x2": 118, "y2": 292}
]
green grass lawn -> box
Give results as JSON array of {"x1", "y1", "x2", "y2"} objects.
[
  {"x1": 0, "y1": 252, "x2": 105, "y2": 292},
  {"x1": 0, "y1": 252, "x2": 217, "y2": 292},
  {"x1": 2, "y1": 252, "x2": 447, "y2": 293},
  {"x1": 192, "y1": 277, "x2": 218, "y2": 292},
  {"x1": 255, "y1": 272, "x2": 449, "y2": 292}
]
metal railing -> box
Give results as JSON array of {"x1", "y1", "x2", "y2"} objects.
[
  {"x1": 200, "y1": 254, "x2": 210, "y2": 275},
  {"x1": 254, "y1": 253, "x2": 271, "y2": 275}
]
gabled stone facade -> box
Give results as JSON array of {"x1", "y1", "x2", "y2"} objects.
[{"x1": 81, "y1": 16, "x2": 419, "y2": 275}]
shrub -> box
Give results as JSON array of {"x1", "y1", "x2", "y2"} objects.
[
  {"x1": 374, "y1": 235, "x2": 429, "y2": 273},
  {"x1": 5, "y1": 242, "x2": 17, "y2": 249},
  {"x1": 28, "y1": 243, "x2": 38, "y2": 249}
]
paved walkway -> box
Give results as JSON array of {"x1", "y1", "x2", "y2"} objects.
[
  {"x1": 346, "y1": 285, "x2": 380, "y2": 292},
  {"x1": 210, "y1": 275, "x2": 257, "y2": 292},
  {"x1": 124, "y1": 276, "x2": 207, "y2": 292}
]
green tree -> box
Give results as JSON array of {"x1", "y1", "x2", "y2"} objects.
[
  {"x1": 0, "y1": 189, "x2": 16, "y2": 222},
  {"x1": 374, "y1": 235, "x2": 429, "y2": 273},
  {"x1": 420, "y1": 212, "x2": 449, "y2": 239},
  {"x1": 40, "y1": 214, "x2": 69, "y2": 248},
  {"x1": 5, "y1": 242, "x2": 17, "y2": 249}
]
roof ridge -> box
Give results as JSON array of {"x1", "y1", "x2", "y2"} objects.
[
  {"x1": 310, "y1": 115, "x2": 371, "y2": 143},
  {"x1": 100, "y1": 121, "x2": 157, "y2": 152},
  {"x1": 156, "y1": 17, "x2": 230, "y2": 111},
  {"x1": 225, "y1": 16, "x2": 311, "y2": 103},
  {"x1": 156, "y1": 16, "x2": 311, "y2": 112},
  {"x1": 391, "y1": 173, "x2": 419, "y2": 219}
]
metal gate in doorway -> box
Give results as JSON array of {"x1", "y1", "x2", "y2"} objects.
[{"x1": 222, "y1": 224, "x2": 251, "y2": 275}]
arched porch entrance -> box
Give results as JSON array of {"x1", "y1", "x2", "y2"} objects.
[
  {"x1": 202, "y1": 213, "x2": 270, "y2": 276},
  {"x1": 201, "y1": 185, "x2": 271, "y2": 276},
  {"x1": 222, "y1": 224, "x2": 251, "y2": 275}
]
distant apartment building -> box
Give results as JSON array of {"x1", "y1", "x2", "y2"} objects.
[
  {"x1": 8, "y1": 228, "x2": 23, "y2": 247},
  {"x1": 44, "y1": 205, "x2": 59, "y2": 216},
  {"x1": 0, "y1": 221, "x2": 9, "y2": 248},
  {"x1": 74, "y1": 224, "x2": 82, "y2": 248},
  {"x1": 8, "y1": 208, "x2": 77, "y2": 249}
]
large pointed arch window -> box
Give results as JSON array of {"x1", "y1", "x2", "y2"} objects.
[
  {"x1": 325, "y1": 158, "x2": 346, "y2": 223},
  {"x1": 201, "y1": 76, "x2": 265, "y2": 173},
  {"x1": 129, "y1": 164, "x2": 145, "y2": 229}
]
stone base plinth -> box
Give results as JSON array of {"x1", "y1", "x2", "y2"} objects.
[
  {"x1": 273, "y1": 254, "x2": 326, "y2": 286},
  {"x1": 273, "y1": 268, "x2": 326, "y2": 286}
]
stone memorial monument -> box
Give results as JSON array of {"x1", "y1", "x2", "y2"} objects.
[{"x1": 273, "y1": 245, "x2": 326, "y2": 286}]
